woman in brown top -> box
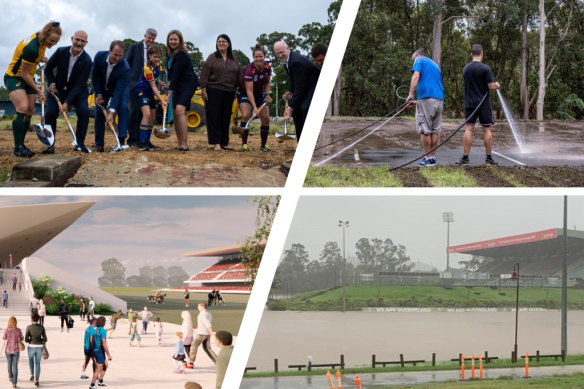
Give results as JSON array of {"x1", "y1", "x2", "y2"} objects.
[{"x1": 200, "y1": 34, "x2": 241, "y2": 151}]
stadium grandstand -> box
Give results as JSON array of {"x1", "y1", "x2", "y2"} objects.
[
  {"x1": 179, "y1": 241, "x2": 266, "y2": 294},
  {"x1": 448, "y1": 228, "x2": 584, "y2": 278},
  {"x1": 375, "y1": 229, "x2": 584, "y2": 288}
]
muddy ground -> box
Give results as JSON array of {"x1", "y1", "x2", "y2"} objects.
[
  {"x1": 313, "y1": 117, "x2": 584, "y2": 187},
  {"x1": 0, "y1": 120, "x2": 295, "y2": 187}
]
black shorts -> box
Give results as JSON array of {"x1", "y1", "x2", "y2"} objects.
[
  {"x1": 173, "y1": 88, "x2": 194, "y2": 108},
  {"x1": 237, "y1": 93, "x2": 265, "y2": 107},
  {"x1": 465, "y1": 107, "x2": 494, "y2": 127},
  {"x1": 138, "y1": 95, "x2": 157, "y2": 109},
  {"x1": 172, "y1": 354, "x2": 186, "y2": 362}
]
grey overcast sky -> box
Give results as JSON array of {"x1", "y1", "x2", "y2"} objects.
[
  {"x1": 0, "y1": 196, "x2": 257, "y2": 286},
  {"x1": 1, "y1": 0, "x2": 334, "y2": 87},
  {"x1": 284, "y1": 196, "x2": 584, "y2": 271}
]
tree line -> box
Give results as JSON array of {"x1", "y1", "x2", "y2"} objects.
[
  {"x1": 98, "y1": 257, "x2": 189, "y2": 288},
  {"x1": 341, "y1": 0, "x2": 584, "y2": 120},
  {"x1": 272, "y1": 237, "x2": 413, "y2": 296}
]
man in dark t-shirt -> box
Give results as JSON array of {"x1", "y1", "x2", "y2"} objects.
[{"x1": 456, "y1": 44, "x2": 500, "y2": 166}]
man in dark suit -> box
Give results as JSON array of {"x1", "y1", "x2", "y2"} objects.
[
  {"x1": 274, "y1": 41, "x2": 320, "y2": 141},
  {"x1": 92, "y1": 40, "x2": 130, "y2": 152},
  {"x1": 126, "y1": 28, "x2": 157, "y2": 147},
  {"x1": 44, "y1": 30, "x2": 92, "y2": 153}
]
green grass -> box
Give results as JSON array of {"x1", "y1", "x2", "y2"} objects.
[
  {"x1": 103, "y1": 287, "x2": 249, "y2": 335},
  {"x1": 0, "y1": 167, "x2": 9, "y2": 182},
  {"x1": 267, "y1": 285, "x2": 584, "y2": 311},
  {"x1": 492, "y1": 168, "x2": 527, "y2": 187},
  {"x1": 305, "y1": 166, "x2": 402, "y2": 187},
  {"x1": 421, "y1": 166, "x2": 477, "y2": 187},
  {"x1": 245, "y1": 355, "x2": 584, "y2": 378}
]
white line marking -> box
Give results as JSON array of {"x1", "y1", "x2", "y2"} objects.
[
  {"x1": 492, "y1": 150, "x2": 527, "y2": 166},
  {"x1": 314, "y1": 106, "x2": 407, "y2": 167}
]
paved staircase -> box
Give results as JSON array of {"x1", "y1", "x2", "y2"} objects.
[{"x1": 0, "y1": 269, "x2": 31, "y2": 317}]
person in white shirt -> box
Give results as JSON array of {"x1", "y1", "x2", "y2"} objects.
[
  {"x1": 138, "y1": 306, "x2": 153, "y2": 334},
  {"x1": 188, "y1": 302, "x2": 217, "y2": 365}
]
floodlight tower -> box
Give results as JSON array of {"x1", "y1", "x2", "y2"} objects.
[
  {"x1": 442, "y1": 212, "x2": 454, "y2": 271},
  {"x1": 338, "y1": 220, "x2": 350, "y2": 312},
  {"x1": 511, "y1": 263, "x2": 520, "y2": 363}
]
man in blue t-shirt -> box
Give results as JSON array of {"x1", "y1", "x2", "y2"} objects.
[
  {"x1": 90, "y1": 316, "x2": 112, "y2": 389},
  {"x1": 406, "y1": 50, "x2": 444, "y2": 167},
  {"x1": 456, "y1": 44, "x2": 501, "y2": 166},
  {"x1": 81, "y1": 318, "x2": 96, "y2": 379}
]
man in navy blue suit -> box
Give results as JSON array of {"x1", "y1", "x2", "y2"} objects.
[
  {"x1": 45, "y1": 30, "x2": 93, "y2": 153},
  {"x1": 126, "y1": 28, "x2": 157, "y2": 147},
  {"x1": 92, "y1": 40, "x2": 130, "y2": 152},
  {"x1": 274, "y1": 41, "x2": 320, "y2": 142}
]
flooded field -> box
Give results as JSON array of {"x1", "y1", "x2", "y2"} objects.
[{"x1": 247, "y1": 310, "x2": 584, "y2": 372}]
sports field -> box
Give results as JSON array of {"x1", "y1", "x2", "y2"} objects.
[
  {"x1": 268, "y1": 285, "x2": 584, "y2": 311},
  {"x1": 104, "y1": 287, "x2": 249, "y2": 335}
]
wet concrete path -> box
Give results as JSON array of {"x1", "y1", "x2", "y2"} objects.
[{"x1": 242, "y1": 364, "x2": 584, "y2": 388}]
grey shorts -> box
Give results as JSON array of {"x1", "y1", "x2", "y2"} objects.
[{"x1": 416, "y1": 98, "x2": 443, "y2": 135}]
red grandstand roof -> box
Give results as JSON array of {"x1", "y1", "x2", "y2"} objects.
[
  {"x1": 448, "y1": 229, "x2": 557, "y2": 254},
  {"x1": 181, "y1": 240, "x2": 267, "y2": 257}
]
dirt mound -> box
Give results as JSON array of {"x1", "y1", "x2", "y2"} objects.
[{"x1": 0, "y1": 126, "x2": 294, "y2": 187}]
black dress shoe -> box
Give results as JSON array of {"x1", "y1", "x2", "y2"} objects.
[
  {"x1": 220, "y1": 146, "x2": 234, "y2": 150},
  {"x1": 76, "y1": 145, "x2": 90, "y2": 153},
  {"x1": 93, "y1": 144, "x2": 105, "y2": 152},
  {"x1": 42, "y1": 145, "x2": 55, "y2": 154}
]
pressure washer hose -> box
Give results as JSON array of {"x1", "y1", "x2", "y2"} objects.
[
  {"x1": 315, "y1": 85, "x2": 410, "y2": 152},
  {"x1": 314, "y1": 101, "x2": 409, "y2": 152},
  {"x1": 388, "y1": 92, "x2": 490, "y2": 171},
  {"x1": 314, "y1": 102, "x2": 411, "y2": 167}
]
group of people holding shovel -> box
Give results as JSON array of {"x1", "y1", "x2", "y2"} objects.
[
  {"x1": 407, "y1": 43, "x2": 501, "y2": 167},
  {"x1": 4, "y1": 21, "x2": 321, "y2": 158}
]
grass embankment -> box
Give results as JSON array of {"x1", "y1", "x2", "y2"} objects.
[
  {"x1": 267, "y1": 285, "x2": 584, "y2": 311},
  {"x1": 102, "y1": 287, "x2": 249, "y2": 335}
]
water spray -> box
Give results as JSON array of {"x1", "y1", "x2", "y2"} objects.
[{"x1": 497, "y1": 89, "x2": 525, "y2": 153}]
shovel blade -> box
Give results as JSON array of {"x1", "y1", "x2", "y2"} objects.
[
  {"x1": 34, "y1": 123, "x2": 55, "y2": 146},
  {"x1": 231, "y1": 125, "x2": 244, "y2": 135},
  {"x1": 275, "y1": 132, "x2": 296, "y2": 143}
]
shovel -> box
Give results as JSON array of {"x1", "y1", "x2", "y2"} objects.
[
  {"x1": 33, "y1": 69, "x2": 54, "y2": 148},
  {"x1": 154, "y1": 103, "x2": 173, "y2": 139},
  {"x1": 275, "y1": 99, "x2": 296, "y2": 143},
  {"x1": 244, "y1": 102, "x2": 268, "y2": 130},
  {"x1": 232, "y1": 102, "x2": 268, "y2": 135},
  {"x1": 48, "y1": 90, "x2": 90, "y2": 152},
  {"x1": 96, "y1": 102, "x2": 123, "y2": 152}
]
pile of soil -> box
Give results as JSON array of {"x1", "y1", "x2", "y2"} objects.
[{"x1": 0, "y1": 127, "x2": 295, "y2": 187}]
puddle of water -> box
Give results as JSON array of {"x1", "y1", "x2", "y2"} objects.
[{"x1": 318, "y1": 118, "x2": 584, "y2": 166}]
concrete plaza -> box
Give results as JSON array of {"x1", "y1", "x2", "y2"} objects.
[{"x1": 0, "y1": 314, "x2": 220, "y2": 389}]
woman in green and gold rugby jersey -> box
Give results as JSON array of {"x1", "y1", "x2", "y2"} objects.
[{"x1": 4, "y1": 21, "x2": 62, "y2": 157}]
